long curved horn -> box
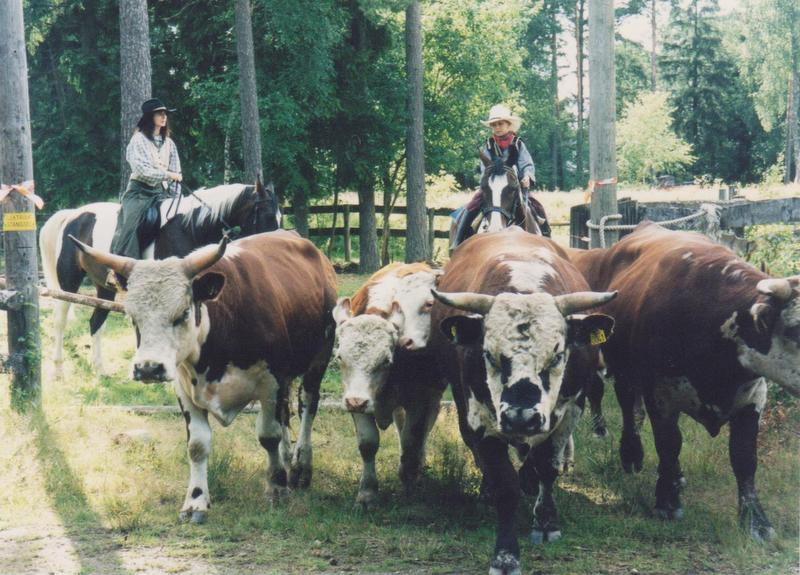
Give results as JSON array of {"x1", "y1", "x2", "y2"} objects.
[
  {"x1": 68, "y1": 234, "x2": 136, "y2": 278},
  {"x1": 554, "y1": 291, "x2": 617, "y2": 316},
  {"x1": 756, "y1": 278, "x2": 793, "y2": 302},
  {"x1": 182, "y1": 237, "x2": 229, "y2": 278},
  {"x1": 432, "y1": 289, "x2": 494, "y2": 315}
]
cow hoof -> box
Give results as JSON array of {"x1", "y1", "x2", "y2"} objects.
[
  {"x1": 190, "y1": 511, "x2": 207, "y2": 524},
  {"x1": 593, "y1": 426, "x2": 608, "y2": 438},
  {"x1": 178, "y1": 510, "x2": 189, "y2": 522},
  {"x1": 560, "y1": 461, "x2": 575, "y2": 475},
  {"x1": 654, "y1": 506, "x2": 683, "y2": 520},
  {"x1": 749, "y1": 524, "x2": 775, "y2": 543},
  {"x1": 355, "y1": 489, "x2": 377, "y2": 510},
  {"x1": 268, "y1": 486, "x2": 290, "y2": 507},
  {"x1": 289, "y1": 466, "x2": 312, "y2": 489},
  {"x1": 489, "y1": 550, "x2": 520, "y2": 575},
  {"x1": 530, "y1": 528, "x2": 561, "y2": 544}
]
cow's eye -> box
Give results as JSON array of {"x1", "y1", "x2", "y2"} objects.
[
  {"x1": 422, "y1": 300, "x2": 433, "y2": 312},
  {"x1": 173, "y1": 308, "x2": 190, "y2": 327}
]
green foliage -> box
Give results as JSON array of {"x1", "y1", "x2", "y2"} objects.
[
  {"x1": 746, "y1": 224, "x2": 800, "y2": 277},
  {"x1": 660, "y1": 0, "x2": 766, "y2": 183},
  {"x1": 617, "y1": 92, "x2": 695, "y2": 183}
]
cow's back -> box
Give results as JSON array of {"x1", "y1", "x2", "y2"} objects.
[{"x1": 197, "y1": 230, "x2": 337, "y2": 381}]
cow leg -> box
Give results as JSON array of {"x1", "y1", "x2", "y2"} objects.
[
  {"x1": 587, "y1": 369, "x2": 608, "y2": 437},
  {"x1": 352, "y1": 412, "x2": 380, "y2": 508},
  {"x1": 561, "y1": 434, "x2": 575, "y2": 474},
  {"x1": 615, "y1": 377, "x2": 645, "y2": 473},
  {"x1": 257, "y1": 378, "x2": 290, "y2": 505},
  {"x1": 644, "y1": 394, "x2": 684, "y2": 520},
  {"x1": 729, "y1": 403, "x2": 774, "y2": 541},
  {"x1": 397, "y1": 394, "x2": 442, "y2": 490},
  {"x1": 479, "y1": 437, "x2": 521, "y2": 575},
  {"x1": 52, "y1": 300, "x2": 71, "y2": 377},
  {"x1": 174, "y1": 383, "x2": 212, "y2": 524}
]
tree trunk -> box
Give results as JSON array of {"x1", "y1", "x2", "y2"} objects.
[
  {"x1": 291, "y1": 188, "x2": 310, "y2": 238},
  {"x1": 588, "y1": 0, "x2": 618, "y2": 248},
  {"x1": 405, "y1": 1, "x2": 428, "y2": 262},
  {"x1": 119, "y1": 0, "x2": 152, "y2": 195},
  {"x1": 550, "y1": 2, "x2": 560, "y2": 191},
  {"x1": 650, "y1": 0, "x2": 657, "y2": 91},
  {"x1": 787, "y1": 23, "x2": 799, "y2": 184},
  {"x1": 235, "y1": 0, "x2": 264, "y2": 183},
  {"x1": 576, "y1": 0, "x2": 586, "y2": 185},
  {"x1": 786, "y1": 74, "x2": 795, "y2": 184},
  {"x1": 0, "y1": 0, "x2": 41, "y2": 410},
  {"x1": 358, "y1": 183, "x2": 380, "y2": 273}
]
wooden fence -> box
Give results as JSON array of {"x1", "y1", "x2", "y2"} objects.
[
  {"x1": 569, "y1": 196, "x2": 800, "y2": 249},
  {"x1": 283, "y1": 203, "x2": 569, "y2": 260}
]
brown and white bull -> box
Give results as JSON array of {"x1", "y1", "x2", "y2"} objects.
[
  {"x1": 430, "y1": 227, "x2": 616, "y2": 575},
  {"x1": 332, "y1": 263, "x2": 447, "y2": 506},
  {"x1": 70, "y1": 231, "x2": 337, "y2": 523},
  {"x1": 569, "y1": 222, "x2": 800, "y2": 540}
]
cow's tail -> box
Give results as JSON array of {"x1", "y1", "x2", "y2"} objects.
[{"x1": 39, "y1": 208, "x2": 76, "y2": 290}]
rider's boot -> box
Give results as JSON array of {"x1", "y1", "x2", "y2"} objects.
[{"x1": 451, "y1": 207, "x2": 479, "y2": 251}]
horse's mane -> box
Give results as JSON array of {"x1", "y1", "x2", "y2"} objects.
[{"x1": 176, "y1": 184, "x2": 254, "y2": 232}]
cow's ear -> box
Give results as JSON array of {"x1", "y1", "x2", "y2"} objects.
[
  {"x1": 333, "y1": 297, "x2": 353, "y2": 325},
  {"x1": 440, "y1": 314, "x2": 483, "y2": 346},
  {"x1": 192, "y1": 272, "x2": 225, "y2": 303},
  {"x1": 567, "y1": 313, "x2": 614, "y2": 347}
]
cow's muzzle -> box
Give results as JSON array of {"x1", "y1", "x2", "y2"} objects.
[
  {"x1": 500, "y1": 408, "x2": 546, "y2": 435},
  {"x1": 345, "y1": 397, "x2": 370, "y2": 413},
  {"x1": 133, "y1": 360, "x2": 169, "y2": 383}
]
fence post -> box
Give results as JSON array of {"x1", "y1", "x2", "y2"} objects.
[
  {"x1": 427, "y1": 208, "x2": 435, "y2": 259},
  {"x1": 0, "y1": 0, "x2": 41, "y2": 410},
  {"x1": 343, "y1": 204, "x2": 351, "y2": 263}
]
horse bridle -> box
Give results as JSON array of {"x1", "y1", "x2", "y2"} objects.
[{"x1": 481, "y1": 171, "x2": 525, "y2": 227}]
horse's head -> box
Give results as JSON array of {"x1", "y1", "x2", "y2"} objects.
[
  {"x1": 235, "y1": 180, "x2": 281, "y2": 237},
  {"x1": 479, "y1": 152, "x2": 524, "y2": 233}
]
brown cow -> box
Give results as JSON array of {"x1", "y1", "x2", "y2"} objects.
[
  {"x1": 569, "y1": 221, "x2": 800, "y2": 540},
  {"x1": 333, "y1": 263, "x2": 446, "y2": 506},
  {"x1": 431, "y1": 227, "x2": 616, "y2": 575},
  {"x1": 71, "y1": 231, "x2": 337, "y2": 523}
]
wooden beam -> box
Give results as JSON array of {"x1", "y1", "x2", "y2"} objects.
[{"x1": 0, "y1": 278, "x2": 125, "y2": 313}]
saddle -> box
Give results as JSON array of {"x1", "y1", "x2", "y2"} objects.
[{"x1": 138, "y1": 194, "x2": 182, "y2": 252}]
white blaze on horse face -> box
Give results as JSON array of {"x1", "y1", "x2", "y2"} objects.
[
  {"x1": 481, "y1": 293, "x2": 568, "y2": 435},
  {"x1": 486, "y1": 175, "x2": 507, "y2": 233},
  {"x1": 394, "y1": 271, "x2": 438, "y2": 350},
  {"x1": 335, "y1": 315, "x2": 398, "y2": 413},
  {"x1": 124, "y1": 259, "x2": 208, "y2": 382}
]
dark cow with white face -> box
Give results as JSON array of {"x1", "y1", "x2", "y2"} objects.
[
  {"x1": 569, "y1": 222, "x2": 800, "y2": 540},
  {"x1": 71, "y1": 231, "x2": 337, "y2": 523},
  {"x1": 430, "y1": 227, "x2": 615, "y2": 575},
  {"x1": 332, "y1": 263, "x2": 446, "y2": 506}
]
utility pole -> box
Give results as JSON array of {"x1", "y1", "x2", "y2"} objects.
[
  {"x1": 588, "y1": 0, "x2": 618, "y2": 248},
  {"x1": 0, "y1": 0, "x2": 42, "y2": 410}
]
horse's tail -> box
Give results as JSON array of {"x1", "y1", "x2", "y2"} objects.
[{"x1": 39, "y1": 208, "x2": 76, "y2": 290}]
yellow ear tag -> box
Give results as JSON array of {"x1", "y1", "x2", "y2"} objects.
[
  {"x1": 451, "y1": 325, "x2": 458, "y2": 339},
  {"x1": 590, "y1": 329, "x2": 607, "y2": 346}
]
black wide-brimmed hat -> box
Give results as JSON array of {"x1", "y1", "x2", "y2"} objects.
[{"x1": 141, "y1": 98, "x2": 176, "y2": 116}]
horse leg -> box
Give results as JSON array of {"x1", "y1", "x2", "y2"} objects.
[{"x1": 89, "y1": 286, "x2": 116, "y2": 376}]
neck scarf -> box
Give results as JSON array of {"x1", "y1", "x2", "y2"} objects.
[{"x1": 493, "y1": 132, "x2": 515, "y2": 150}]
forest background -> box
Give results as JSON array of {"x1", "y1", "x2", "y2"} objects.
[{"x1": 24, "y1": 0, "x2": 800, "y2": 242}]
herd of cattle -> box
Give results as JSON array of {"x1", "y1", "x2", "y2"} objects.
[{"x1": 43, "y1": 202, "x2": 798, "y2": 574}]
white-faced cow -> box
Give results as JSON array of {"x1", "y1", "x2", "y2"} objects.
[
  {"x1": 70, "y1": 230, "x2": 336, "y2": 523},
  {"x1": 430, "y1": 227, "x2": 616, "y2": 575},
  {"x1": 569, "y1": 221, "x2": 800, "y2": 541},
  {"x1": 333, "y1": 263, "x2": 447, "y2": 506}
]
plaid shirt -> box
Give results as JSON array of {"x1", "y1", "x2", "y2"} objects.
[{"x1": 126, "y1": 131, "x2": 181, "y2": 195}]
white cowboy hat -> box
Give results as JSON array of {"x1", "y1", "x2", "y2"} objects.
[{"x1": 481, "y1": 104, "x2": 522, "y2": 132}]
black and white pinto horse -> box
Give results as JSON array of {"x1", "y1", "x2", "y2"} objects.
[
  {"x1": 450, "y1": 151, "x2": 541, "y2": 248},
  {"x1": 40, "y1": 181, "x2": 281, "y2": 375}
]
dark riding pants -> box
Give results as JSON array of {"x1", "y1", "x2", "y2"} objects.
[{"x1": 110, "y1": 180, "x2": 168, "y2": 259}]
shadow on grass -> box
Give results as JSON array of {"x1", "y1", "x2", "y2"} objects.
[{"x1": 31, "y1": 409, "x2": 131, "y2": 574}]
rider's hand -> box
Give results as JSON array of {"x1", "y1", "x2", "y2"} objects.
[
  {"x1": 168, "y1": 172, "x2": 183, "y2": 182},
  {"x1": 521, "y1": 175, "x2": 531, "y2": 188}
]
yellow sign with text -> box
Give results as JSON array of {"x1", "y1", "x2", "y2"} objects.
[{"x1": 3, "y1": 212, "x2": 37, "y2": 232}]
